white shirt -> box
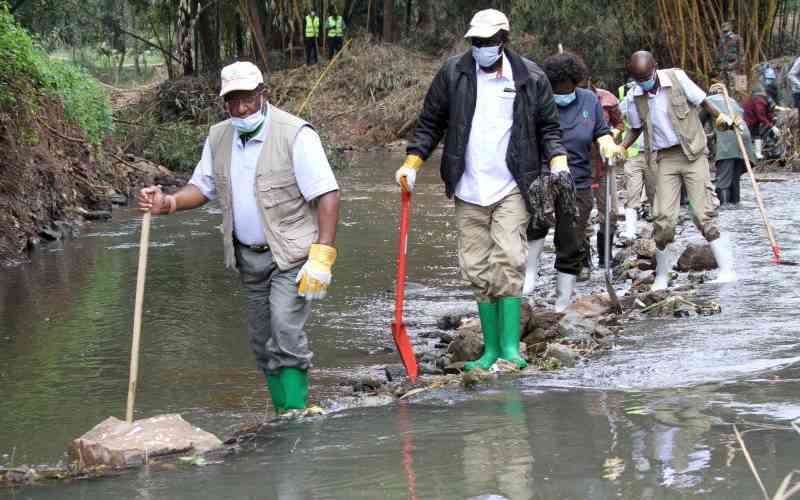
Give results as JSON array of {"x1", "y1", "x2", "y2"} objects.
[
  {"x1": 189, "y1": 106, "x2": 339, "y2": 245},
  {"x1": 619, "y1": 92, "x2": 644, "y2": 150},
  {"x1": 455, "y1": 53, "x2": 518, "y2": 207},
  {"x1": 627, "y1": 69, "x2": 707, "y2": 151}
]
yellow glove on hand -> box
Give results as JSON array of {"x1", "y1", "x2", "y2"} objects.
[
  {"x1": 296, "y1": 244, "x2": 337, "y2": 301},
  {"x1": 549, "y1": 155, "x2": 569, "y2": 174},
  {"x1": 597, "y1": 134, "x2": 626, "y2": 162},
  {"x1": 395, "y1": 155, "x2": 423, "y2": 193}
]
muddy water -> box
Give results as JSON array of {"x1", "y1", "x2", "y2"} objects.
[{"x1": 2, "y1": 153, "x2": 799, "y2": 499}]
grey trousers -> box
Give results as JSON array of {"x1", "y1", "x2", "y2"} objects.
[{"x1": 235, "y1": 244, "x2": 312, "y2": 374}]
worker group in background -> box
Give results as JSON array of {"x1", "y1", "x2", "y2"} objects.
[{"x1": 304, "y1": 6, "x2": 346, "y2": 66}]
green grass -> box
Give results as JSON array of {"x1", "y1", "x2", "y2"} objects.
[{"x1": 0, "y1": 4, "x2": 112, "y2": 144}]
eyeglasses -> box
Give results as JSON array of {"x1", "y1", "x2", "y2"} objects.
[{"x1": 224, "y1": 92, "x2": 262, "y2": 109}]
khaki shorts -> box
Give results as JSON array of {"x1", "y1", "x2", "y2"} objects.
[{"x1": 456, "y1": 189, "x2": 530, "y2": 302}]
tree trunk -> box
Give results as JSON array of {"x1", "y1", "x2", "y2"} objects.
[
  {"x1": 177, "y1": 0, "x2": 194, "y2": 76},
  {"x1": 197, "y1": 0, "x2": 220, "y2": 74},
  {"x1": 239, "y1": 0, "x2": 269, "y2": 72},
  {"x1": 382, "y1": 0, "x2": 395, "y2": 42},
  {"x1": 114, "y1": 48, "x2": 126, "y2": 86},
  {"x1": 417, "y1": 0, "x2": 433, "y2": 33}
]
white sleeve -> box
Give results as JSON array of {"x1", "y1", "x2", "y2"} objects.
[
  {"x1": 675, "y1": 70, "x2": 707, "y2": 106},
  {"x1": 626, "y1": 96, "x2": 642, "y2": 129},
  {"x1": 188, "y1": 138, "x2": 218, "y2": 200},
  {"x1": 788, "y1": 58, "x2": 800, "y2": 88},
  {"x1": 292, "y1": 126, "x2": 339, "y2": 201}
]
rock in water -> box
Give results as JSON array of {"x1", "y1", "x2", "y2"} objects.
[
  {"x1": 632, "y1": 239, "x2": 657, "y2": 259},
  {"x1": 69, "y1": 415, "x2": 222, "y2": 471},
  {"x1": 564, "y1": 294, "x2": 613, "y2": 318},
  {"x1": 676, "y1": 243, "x2": 717, "y2": 272},
  {"x1": 557, "y1": 311, "x2": 597, "y2": 343},
  {"x1": 447, "y1": 321, "x2": 484, "y2": 362}
]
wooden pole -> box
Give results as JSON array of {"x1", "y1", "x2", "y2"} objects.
[
  {"x1": 126, "y1": 211, "x2": 151, "y2": 423},
  {"x1": 720, "y1": 86, "x2": 784, "y2": 262}
]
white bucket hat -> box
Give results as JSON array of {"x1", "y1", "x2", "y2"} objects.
[
  {"x1": 219, "y1": 61, "x2": 264, "y2": 97},
  {"x1": 464, "y1": 9, "x2": 510, "y2": 39}
]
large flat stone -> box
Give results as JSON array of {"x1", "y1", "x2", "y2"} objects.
[{"x1": 69, "y1": 414, "x2": 222, "y2": 470}]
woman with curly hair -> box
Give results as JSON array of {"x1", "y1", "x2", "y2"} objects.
[{"x1": 523, "y1": 51, "x2": 625, "y2": 311}]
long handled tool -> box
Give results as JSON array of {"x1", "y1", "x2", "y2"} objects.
[
  {"x1": 391, "y1": 190, "x2": 419, "y2": 383},
  {"x1": 604, "y1": 159, "x2": 622, "y2": 313},
  {"x1": 720, "y1": 86, "x2": 797, "y2": 265},
  {"x1": 126, "y1": 210, "x2": 151, "y2": 423}
]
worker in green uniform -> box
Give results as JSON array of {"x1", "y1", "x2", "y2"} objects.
[
  {"x1": 305, "y1": 9, "x2": 320, "y2": 65},
  {"x1": 327, "y1": 5, "x2": 345, "y2": 59}
]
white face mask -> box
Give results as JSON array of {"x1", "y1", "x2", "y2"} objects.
[
  {"x1": 472, "y1": 45, "x2": 502, "y2": 69},
  {"x1": 231, "y1": 100, "x2": 265, "y2": 133}
]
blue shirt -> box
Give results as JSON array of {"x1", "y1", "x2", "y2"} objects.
[{"x1": 555, "y1": 88, "x2": 610, "y2": 189}]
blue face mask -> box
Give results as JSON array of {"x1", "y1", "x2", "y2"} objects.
[
  {"x1": 639, "y1": 75, "x2": 657, "y2": 91},
  {"x1": 231, "y1": 100, "x2": 265, "y2": 133},
  {"x1": 553, "y1": 92, "x2": 576, "y2": 107},
  {"x1": 472, "y1": 45, "x2": 501, "y2": 69}
]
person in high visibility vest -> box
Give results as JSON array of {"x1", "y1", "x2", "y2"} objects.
[
  {"x1": 617, "y1": 80, "x2": 655, "y2": 240},
  {"x1": 304, "y1": 9, "x2": 320, "y2": 65},
  {"x1": 327, "y1": 5, "x2": 345, "y2": 59}
]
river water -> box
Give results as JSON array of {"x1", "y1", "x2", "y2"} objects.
[{"x1": 1, "y1": 153, "x2": 799, "y2": 499}]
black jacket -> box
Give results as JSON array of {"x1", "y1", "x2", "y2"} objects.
[{"x1": 407, "y1": 48, "x2": 565, "y2": 207}]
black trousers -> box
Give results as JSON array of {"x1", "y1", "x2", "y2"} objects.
[
  {"x1": 527, "y1": 188, "x2": 588, "y2": 276},
  {"x1": 305, "y1": 37, "x2": 318, "y2": 65},
  {"x1": 328, "y1": 36, "x2": 342, "y2": 58},
  {"x1": 715, "y1": 158, "x2": 744, "y2": 204}
]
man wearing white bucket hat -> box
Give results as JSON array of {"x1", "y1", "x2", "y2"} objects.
[
  {"x1": 138, "y1": 61, "x2": 340, "y2": 415},
  {"x1": 396, "y1": 9, "x2": 565, "y2": 372}
]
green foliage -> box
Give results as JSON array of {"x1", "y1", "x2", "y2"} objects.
[
  {"x1": 0, "y1": 3, "x2": 39, "y2": 104},
  {"x1": 142, "y1": 120, "x2": 207, "y2": 172},
  {"x1": 33, "y1": 57, "x2": 113, "y2": 144},
  {"x1": 0, "y1": 2, "x2": 112, "y2": 144}
]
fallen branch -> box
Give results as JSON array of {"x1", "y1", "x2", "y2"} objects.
[{"x1": 35, "y1": 118, "x2": 85, "y2": 144}]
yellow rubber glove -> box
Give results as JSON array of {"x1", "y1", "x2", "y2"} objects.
[
  {"x1": 597, "y1": 134, "x2": 627, "y2": 162},
  {"x1": 549, "y1": 155, "x2": 568, "y2": 174},
  {"x1": 296, "y1": 244, "x2": 337, "y2": 300},
  {"x1": 394, "y1": 155, "x2": 423, "y2": 193}
]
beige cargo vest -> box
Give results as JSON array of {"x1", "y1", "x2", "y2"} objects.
[
  {"x1": 634, "y1": 69, "x2": 707, "y2": 166},
  {"x1": 208, "y1": 106, "x2": 318, "y2": 271}
]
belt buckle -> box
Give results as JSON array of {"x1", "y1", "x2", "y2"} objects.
[{"x1": 251, "y1": 243, "x2": 270, "y2": 253}]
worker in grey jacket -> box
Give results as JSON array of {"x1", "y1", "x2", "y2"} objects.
[{"x1": 788, "y1": 56, "x2": 800, "y2": 112}]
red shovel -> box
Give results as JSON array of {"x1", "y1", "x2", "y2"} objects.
[{"x1": 391, "y1": 190, "x2": 419, "y2": 383}]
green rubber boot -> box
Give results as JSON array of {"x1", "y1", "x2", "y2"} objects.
[
  {"x1": 265, "y1": 372, "x2": 286, "y2": 415},
  {"x1": 498, "y1": 297, "x2": 528, "y2": 369},
  {"x1": 281, "y1": 368, "x2": 309, "y2": 410},
  {"x1": 464, "y1": 301, "x2": 500, "y2": 372}
]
